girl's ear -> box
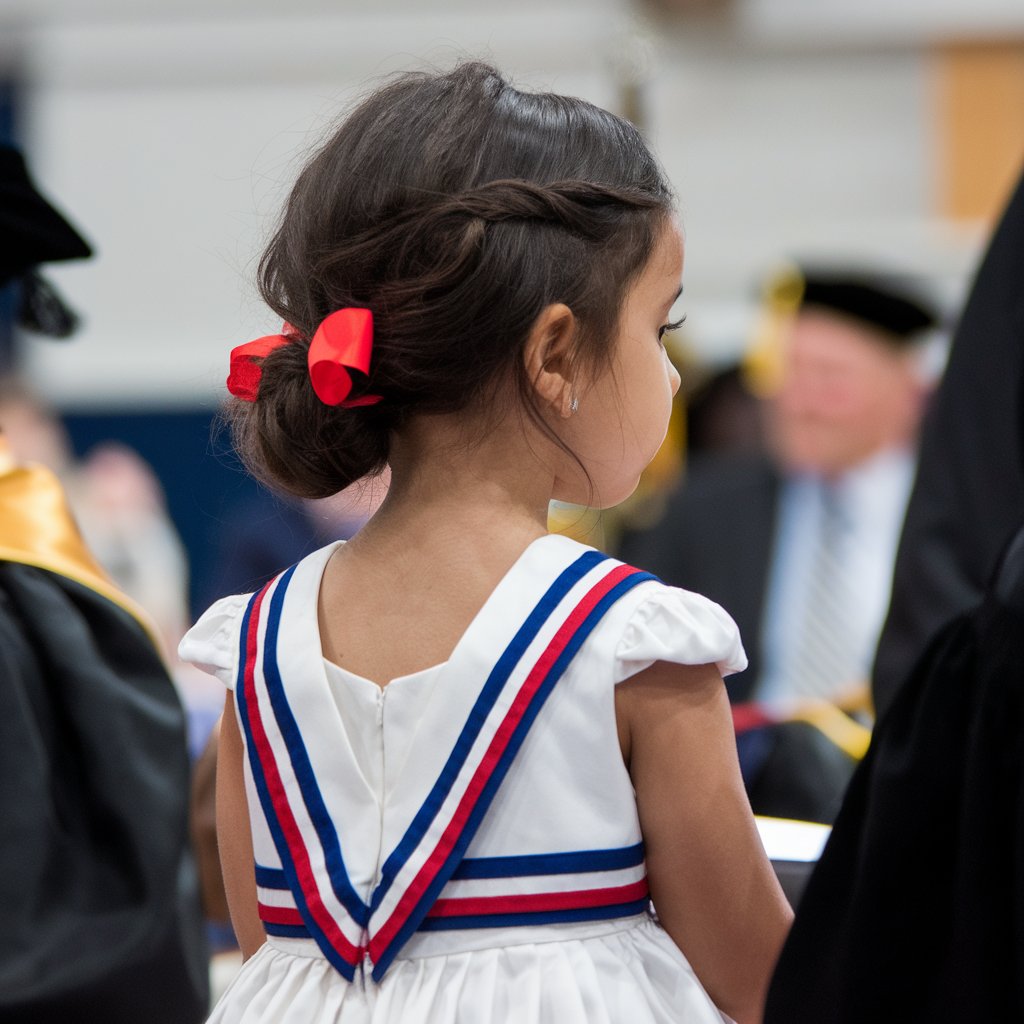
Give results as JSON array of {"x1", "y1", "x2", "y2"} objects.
[{"x1": 522, "y1": 303, "x2": 578, "y2": 418}]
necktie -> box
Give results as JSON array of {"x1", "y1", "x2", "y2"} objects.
[{"x1": 788, "y1": 483, "x2": 861, "y2": 702}]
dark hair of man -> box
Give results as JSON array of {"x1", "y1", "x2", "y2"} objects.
[{"x1": 228, "y1": 61, "x2": 674, "y2": 499}]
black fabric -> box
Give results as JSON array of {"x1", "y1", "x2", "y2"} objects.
[
  {"x1": 0, "y1": 145, "x2": 92, "y2": 285},
  {"x1": 619, "y1": 453, "x2": 779, "y2": 703},
  {"x1": 0, "y1": 562, "x2": 208, "y2": 1022},
  {"x1": 800, "y1": 271, "x2": 938, "y2": 342},
  {"x1": 764, "y1": 524, "x2": 1024, "y2": 1023},
  {"x1": 872, "y1": 167, "x2": 1024, "y2": 719},
  {"x1": 741, "y1": 720, "x2": 857, "y2": 825},
  {"x1": 16, "y1": 269, "x2": 80, "y2": 338}
]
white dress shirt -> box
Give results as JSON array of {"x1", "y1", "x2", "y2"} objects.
[{"x1": 756, "y1": 446, "x2": 916, "y2": 709}]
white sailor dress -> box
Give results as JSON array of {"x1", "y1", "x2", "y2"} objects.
[{"x1": 180, "y1": 533, "x2": 747, "y2": 1023}]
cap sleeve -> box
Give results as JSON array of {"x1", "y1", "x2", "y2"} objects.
[
  {"x1": 177, "y1": 592, "x2": 251, "y2": 690},
  {"x1": 613, "y1": 583, "x2": 747, "y2": 684}
]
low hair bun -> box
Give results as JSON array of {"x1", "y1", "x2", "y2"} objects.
[{"x1": 225, "y1": 340, "x2": 391, "y2": 499}]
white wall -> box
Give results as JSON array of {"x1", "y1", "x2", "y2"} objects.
[
  {"x1": 12, "y1": 3, "x2": 628, "y2": 405},
  {"x1": 736, "y1": 0, "x2": 1024, "y2": 45},
  {"x1": 4, "y1": 0, "x2": 1007, "y2": 405}
]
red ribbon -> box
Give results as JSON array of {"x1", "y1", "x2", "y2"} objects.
[
  {"x1": 226, "y1": 332, "x2": 291, "y2": 401},
  {"x1": 226, "y1": 308, "x2": 381, "y2": 407},
  {"x1": 308, "y1": 308, "x2": 381, "y2": 407}
]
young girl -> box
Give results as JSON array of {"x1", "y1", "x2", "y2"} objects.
[{"x1": 181, "y1": 61, "x2": 792, "y2": 1023}]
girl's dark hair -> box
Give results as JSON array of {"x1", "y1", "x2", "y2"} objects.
[{"x1": 230, "y1": 61, "x2": 674, "y2": 498}]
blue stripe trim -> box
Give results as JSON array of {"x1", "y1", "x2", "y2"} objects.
[
  {"x1": 453, "y1": 843, "x2": 644, "y2": 880},
  {"x1": 234, "y1": 576, "x2": 356, "y2": 982},
  {"x1": 372, "y1": 550, "x2": 609, "y2": 914},
  {"x1": 372, "y1": 568, "x2": 655, "y2": 980},
  {"x1": 261, "y1": 569, "x2": 369, "y2": 926},
  {"x1": 263, "y1": 922, "x2": 313, "y2": 939},
  {"x1": 417, "y1": 899, "x2": 650, "y2": 932},
  {"x1": 254, "y1": 864, "x2": 289, "y2": 889}
]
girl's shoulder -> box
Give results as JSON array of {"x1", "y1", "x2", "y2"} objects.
[
  {"x1": 177, "y1": 590, "x2": 252, "y2": 690},
  {"x1": 549, "y1": 533, "x2": 747, "y2": 684},
  {"x1": 179, "y1": 541, "x2": 341, "y2": 689},
  {"x1": 610, "y1": 573, "x2": 748, "y2": 684}
]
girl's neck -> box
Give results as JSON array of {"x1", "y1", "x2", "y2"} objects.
[
  {"x1": 346, "y1": 408, "x2": 555, "y2": 565},
  {"x1": 316, "y1": 410, "x2": 561, "y2": 683}
]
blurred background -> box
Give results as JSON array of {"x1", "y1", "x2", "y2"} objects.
[{"x1": 1, "y1": 0, "x2": 1023, "y2": 619}]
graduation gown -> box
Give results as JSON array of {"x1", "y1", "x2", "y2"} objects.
[
  {"x1": 872, "y1": 166, "x2": 1024, "y2": 719},
  {"x1": 0, "y1": 452, "x2": 208, "y2": 1022},
  {"x1": 764, "y1": 524, "x2": 1024, "y2": 1022}
]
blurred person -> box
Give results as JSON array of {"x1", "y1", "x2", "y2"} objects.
[
  {"x1": 0, "y1": 143, "x2": 208, "y2": 1021},
  {"x1": 683, "y1": 362, "x2": 766, "y2": 459},
  {"x1": 0, "y1": 378, "x2": 191, "y2": 652},
  {"x1": 609, "y1": 349, "x2": 763, "y2": 561},
  {"x1": 201, "y1": 468, "x2": 390, "y2": 606},
  {"x1": 622, "y1": 266, "x2": 939, "y2": 821},
  {"x1": 625, "y1": 265, "x2": 939, "y2": 709},
  {"x1": 765, "y1": 163, "x2": 1024, "y2": 1023},
  {"x1": 71, "y1": 442, "x2": 191, "y2": 640},
  {"x1": 0, "y1": 377, "x2": 221, "y2": 763}
]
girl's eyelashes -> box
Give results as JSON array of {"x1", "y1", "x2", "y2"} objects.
[{"x1": 658, "y1": 314, "x2": 687, "y2": 342}]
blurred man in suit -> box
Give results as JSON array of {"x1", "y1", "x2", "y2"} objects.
[
  {"x1": 622, "y1": 266, "x2": 939, "y2": 821},
  {"x1": 626, "y1": 266, "x2": 938, "y2": 709}
]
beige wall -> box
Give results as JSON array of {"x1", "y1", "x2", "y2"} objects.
[{"x1": 5, "y1": 0, "x2": 1019, "y2": 403}]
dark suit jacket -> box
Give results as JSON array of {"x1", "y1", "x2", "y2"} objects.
[{"x1": 619, "y1": 453, "x2": 779, "y2": 704}]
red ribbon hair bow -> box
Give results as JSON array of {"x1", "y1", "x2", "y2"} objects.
[
  {"x1": 226, "y1": 332, "x2": 292, "y2": 402},
  {"x1": 307, "y1": 308, "x2": 382, "y2": 407},
  {"x1": 225, "y1": 308, "x2": 381, "y2": 407}
]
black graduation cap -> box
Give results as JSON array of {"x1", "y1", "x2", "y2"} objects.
[
  {"x1": 797, "y1": 269, "x2": 938, "y2": 346},
  {"x1": 0, "y1": 144, "x2": 93, "y2": 336},
  {"x1": 746, "y1": 264, "x2": 941, "y2": 395}
]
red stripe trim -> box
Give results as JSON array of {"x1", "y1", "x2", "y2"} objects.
[
  {"x1": 426, "y1": 879, "x2": 650, "y2": 918},
  {"x1": 369, "y1": 564, "x2": 637, "y2": 960},
  {"x1": 243, "y1": 584, "x2": 365, "y2": 966},
  {"x1": 258, "y1": 902, "x2": 305, "y2": 926}
]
